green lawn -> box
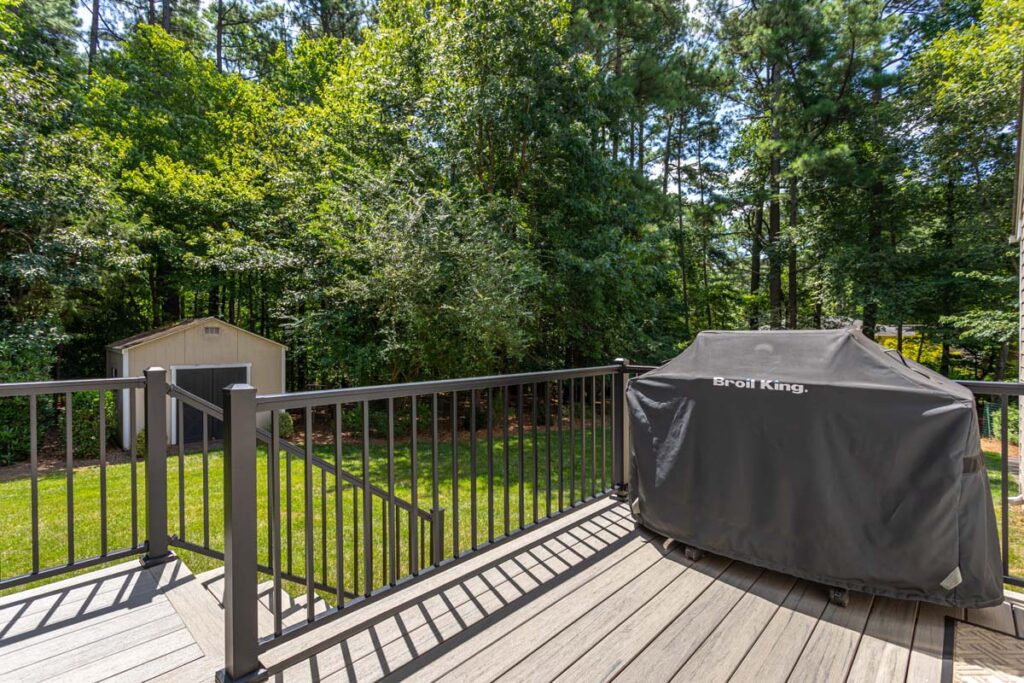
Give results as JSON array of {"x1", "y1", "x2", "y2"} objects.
[
  {"x1": 3, "y1": 440, "x2": 1021, "y2": 601},
  {"x1": 0, "y1": 425, "x2": 613, "y2": 599}
]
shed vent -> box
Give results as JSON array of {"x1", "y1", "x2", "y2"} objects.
[{"x1": 204, "y1": 326, "x2": 221, "y2": 335}]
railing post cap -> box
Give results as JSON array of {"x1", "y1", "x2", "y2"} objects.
[
  {"x1": 225, "y1": 383, "x2": 256, "y2": 393},
  {"x1": 144, "y1": 366, "x2": 166, "y2": 375},
  {"x1": 614, "y1": 358, "x2": 630, "y2": 366}
]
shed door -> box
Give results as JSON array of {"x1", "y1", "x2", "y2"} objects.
[{"x1": 176, "y1": 366, "x2": 248, "y2": 443}]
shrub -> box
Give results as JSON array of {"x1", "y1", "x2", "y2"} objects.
[
  {"x1": 0, "y1": 319, "x2": 64, "y2": 463},
  {"x1": 278, "y1": 411, "x2": 295, "y2": 439},
  {"x1": 135, "y1": 427, "x2": 147, "y2": 459},
  {"x1": 59, "y1": 390, "x2": 118, "y2": 459}
]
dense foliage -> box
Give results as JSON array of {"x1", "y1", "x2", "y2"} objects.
[{"x1": 1, "y1": 0, "x2": 1022, "y2": 390}]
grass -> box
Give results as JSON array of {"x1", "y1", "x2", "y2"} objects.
[
  {"x1": 3, "y1": 438, "x2": 1022, "y2": 601},
  {"x1": 0, "y1": 423, "x2": 614, "y2": 599}
]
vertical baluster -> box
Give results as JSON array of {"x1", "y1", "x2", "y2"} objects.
[
  {"x1": 601, "y1": 375, "x2": 607, "y2": 492},
  {"x1": 591, "y1": 375, "x2": 597, "y2": 498},
  {"x1": 203, "y1": 411, "x2": 210, "y2": 549},
  {"x1": 130, "y1": 388, "x2": 138, "y2": 548},
  {"x1": 1002, "y1": 393, "x2": 1010, "y2": 577},
  {"x1": 544, "y1": 382, "x2": 551, "y2": 518},
  {"x1": 517, "y1": 385, "x2": 524, "y2": 530},
  {"x1": 531, "y1": 384, "x2": 539, "y2": 523},
  {"x1": 452, "y1": 392, "x2": 460, "y2": 557},
  {"x1": 270, "y1": 410, "x2": 283, "y2": 636},
  {"x1": 29, "y1": 394, "x2": 39, "y2": 574},
  {"x1": 304, "y1": 407, "x2": 315, "y2": 622},
  {"x1": 502, "y1": 386, "x2": 509, "y2": 535},
  {"x1": 286, "y1": 429, "x2": 293, "y2": 577},
  {"x1": 321, "y1": 467, "x2": 327, "y2": 588},
  {"x1": 557, "y1": 381, "x2": 563, "y2": 512},
  {"x1": 410, "y1": 395, "x2": 419, "y2": 574},
  {"x1": 381, "y1": 495, "x2": 387, "y2": 586},
  {"x1": 487, "y1": 387, "x2": 494, "y2": 543},
  {"x1": 99, "y1": 390, "x2": 107, "y2": 556},
  {"x1": 65, "y1": 391, "x2": 74, "y2": 565},
  {"x1": 334, "y1": 402, "x2": 344, "y2": 607},
  {"x1": 387, "y1": 398, "x2": 397, "y2": 586},
  {"x1": 177, "y1": 398, "x2": 185, "y2": 540},
  {"x1": 352, "y1": 481, "x2": 360, "y2": 596},
  {"x1": 420, "y1": 517, "x2": 426, "y2": 570},
  {"x1": 431, "y1": 392, "x2": 439, "y2": 564},
  {"x1": 569, "y1": 379, "x2": 575, "y2": 506},
  {"x1": 470, "y1": 389, "x2": 477, "y2": 550},
  {"x1": 581, "y1": 378, "x2": 587, "y2": 500}
]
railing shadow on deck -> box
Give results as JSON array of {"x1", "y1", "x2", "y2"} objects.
[{"x1": 265, "y1": 499, "x2": 640, "y2": 682}]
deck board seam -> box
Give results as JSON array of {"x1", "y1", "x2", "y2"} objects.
[
  {"x1": 720, "y1": 572, "x2": 801, "y2": 683},
  {"x1": 605, "y1": 558, "x2": 735, "y2": 682},
  {"x1": 843, "y1": 594, "x2": 881, "y2": 683},
  {"x1": 779, "y1": 588, "x2": 831, "y2": 683},
  {"x1": 484, "y1": 542, "x2": 689, "y2": 682}
]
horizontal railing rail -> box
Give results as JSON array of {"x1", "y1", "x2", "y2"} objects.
[{"x1": 0, "y1": 376, "x2": 149, "y2": 591}]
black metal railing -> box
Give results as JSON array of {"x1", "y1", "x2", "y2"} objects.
[
  {"x1": 0, "y1": 376, "x2": 149, "y2": 591},
  {"x1": 217, "y1": 361, "x2": 643, "y2": 680}
]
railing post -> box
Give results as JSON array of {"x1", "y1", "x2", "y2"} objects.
[
  {"x1": 142, "y1": 367, "x2": 172, "y2": 565},
  {"x1": 611, "y1": 358, "x2": 629, "y2": 500},
  {"x1": 219, "y1": 383, "x2": 263, "y2": 682}
]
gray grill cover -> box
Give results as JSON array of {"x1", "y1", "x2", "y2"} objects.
[{"x1": 627, "y1": 328, "x2": 1002, "y2": 608}]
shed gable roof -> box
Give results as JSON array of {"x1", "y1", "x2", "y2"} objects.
[{"x1": 106, "y1": 317, "x2": 286, "y2": 352}]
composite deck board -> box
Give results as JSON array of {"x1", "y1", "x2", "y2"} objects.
[
  {"x1": 785, "y1": 590, "x2": 875, "y2": 681},
  {"x1": 967, "y1": 601, "x2": 1017, "y2": 636},
  {"x1": 4, "y1": 497, "x2": 1023, "y2": 683},
  {"x1": 497, "y1": 543, "x2": 693, "y2": 682},
  {"x1": 612, "y1": 561, "x2": 763, "y2": 682},
  {"x1": 846, "y1": 597, "x2": 919, "y2": 683},
  {"x1": 409, "y1": 532, "x2": 673, "y2": 682},
  {"x1": 728, "y1": 579, "x2": 830, "y2": 683},
  {"x1": 556, "y1": 554, "x2": 732, "y2": 683},
  {"x1": 671, "y1": 570, "x2": 797, "y2": 683},
  {"x1": 285, "y1": 512, "x2": 636, "y2": 682},
  {"x1": 905, "y1": 603, "x2": 952, "y2": 683}
]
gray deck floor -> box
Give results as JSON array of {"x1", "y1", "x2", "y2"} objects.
[{"x1": 3, "y1": 497, "x2": 1023, "y2": 682}]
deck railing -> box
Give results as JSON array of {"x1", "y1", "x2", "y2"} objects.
[
  {"x1": 1, "y1": 363, "x2": 1021, "y2": 682},
  {"x1": 0, "y1": 375, "x2": 155, "y2": 590},
  {"x1": 217, "y1": 361, "x2": 645, "y2": 680}
]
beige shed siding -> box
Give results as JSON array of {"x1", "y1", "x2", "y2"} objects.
[{"x1": 113, "y1": 321, "x2": 284, "y2": 448}]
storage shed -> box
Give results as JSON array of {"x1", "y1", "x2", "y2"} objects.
[{"x1": 106, "y1": 317, "x2": 286, "y2": 448}]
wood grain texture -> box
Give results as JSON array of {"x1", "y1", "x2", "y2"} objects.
[
  {"x1": 906, "y1": 603, "x2": 952, "y2": 683},
  {"x1": 846, "y1": 597, "x2": 919, "y2": 683},
  {"x1": 672, "y1": 570, "x2": 797, "y2": 683},
  {"x1": 614, "y1": 561, "x2": 763, "y2": 682},
  {"x1": 785, "y1": 591, "x2": 875, "y2": 682}
]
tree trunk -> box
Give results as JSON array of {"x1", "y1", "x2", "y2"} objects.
[
  {"x1": 897, "y1": 321, "x2": 903, "y2": 354},
  {"x1": 787, "y1": 177, "x2": 798, "y2": 329},
  {"x1": 215, "y1": 0, "x2": 224, "y2": 72},
  {"x1": 88, "y1": 0, "x2": 101, "y2": 76},
  {"x1": 940, "y1": 341, "x2": 951, "y2": 377},
  {"x1": 662, "y1": 114, "x2": 672, "y2": 194},
  {"x1": 162, "y1": 0, "x2": 171, "y2": 31},
  {"x1": 749, "y1": 205, "x2": 762, "y2": 329},
  {"x1": 768, "y1": 155, "x2": 782, "y2": 328},
  {"x1": 148, "y1": 0, "x2": 156, "y2": 24},
  {"x1": 675, "y1": 153, "x2": 690, "y2": 337},
  {"x1": 637, "y1": 111, "x2": 645, "y2": 172},
  {"x1": 208, "y1": 285, "x2": 220, "y2": 317}
]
